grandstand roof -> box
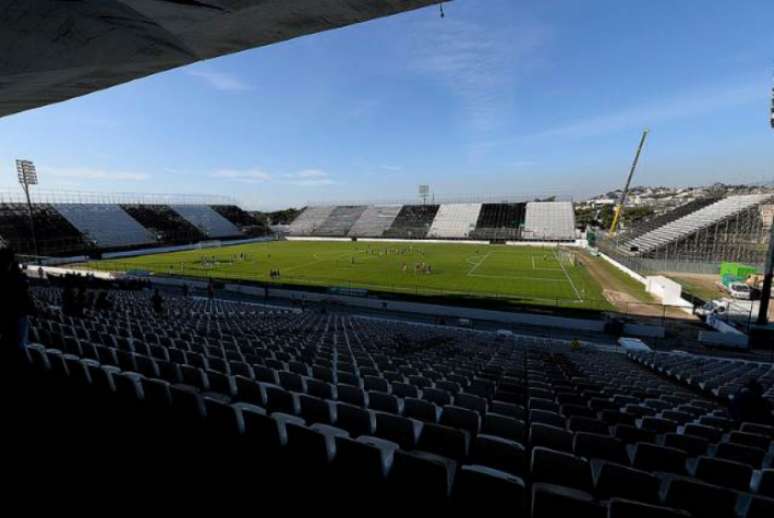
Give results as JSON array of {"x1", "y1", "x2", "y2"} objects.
[{"x1": 0, "y1": 0, "x2": 439, "y2": 118}]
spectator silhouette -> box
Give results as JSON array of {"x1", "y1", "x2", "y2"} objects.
[
  {"x1": 95, "y1": 291, "x2": 112, "y2": 312},
  {"x1": 729, "y1": 379, "x2": 772, "y2": 424},
  {"x1": 0, "y1": 248, "x2": 35, "y2": 356},
  {"x1": 151, "y1": 289, "x2": 165, "y2": 316},
  {"x1": 75, "y1": 287, "x2": 87, "y2": 317}
]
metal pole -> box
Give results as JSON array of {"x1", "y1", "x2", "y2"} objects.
[
  {"x1": 22, "y1": 180, "x2": 40, "y2": 260},
  {"x1": 755, "y1": 220, "x2": 774, "y2": 325}
]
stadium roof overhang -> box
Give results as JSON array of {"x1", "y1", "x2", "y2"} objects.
[{"x1": 0, "y1": 0, "x2": 441, "y2": 118}]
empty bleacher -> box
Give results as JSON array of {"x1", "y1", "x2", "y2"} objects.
[
  {"x1": 0, "y1": 203, "x2": 87, "y2": 256},
  {"x1": 171, "y1": 205, "x2": 242, "y2": 238},
  {"x1": 624, "y1": 194, "x2": 774, "y2": 254},
  {"x1": 471, "y1": 203, "x2": 527, "y2": 240},
  {"x1": 621, "y1": 197, "x2": 722, "y2": 242},
  {"x1": 14, "y1": 283, "x2": 774, "y2": 511},
  {"x1": 288, "y1": 206, "x2": 337, "y2": 236},
  {"x1": 427, "y1": 204, "x2": 482, "y2": 239},
  {"x1": 523, "y1": 202, "x2": 576, "y2": 241},
  {"x1": 383, "y1": 205, "x2": 440, "y2": 239},
  {"x1": 54, "y1": 204, "x2": 156, "y2": 248},
  {"x1": 313, "y1": 206, "x2": 368, "y2": 237},
  {"x1": 348, "y1": 205, "x2": 403, "y2": 237},
  {"x1": 121, "y1": 204, "x2": 206, "y2": 244}
]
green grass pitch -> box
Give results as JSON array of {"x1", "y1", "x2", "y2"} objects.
[{"x1": 86, "y1": 240, "x2": 611, "y2": 310}]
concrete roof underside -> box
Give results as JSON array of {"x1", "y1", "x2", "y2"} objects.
[{"x1": 0, "y1": 0, "x2": 440, "y2": 118}]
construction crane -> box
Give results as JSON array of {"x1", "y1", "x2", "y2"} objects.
[{"x1": 609, "y1": 129, "x2": 649, "y2": 235}]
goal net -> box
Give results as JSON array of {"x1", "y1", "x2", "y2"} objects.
[{"x1": 556, "y1": 248, "x2": 577, "y2": 267}]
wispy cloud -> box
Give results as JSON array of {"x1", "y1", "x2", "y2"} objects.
[
  {"x1": 46, "y1": 167, "x2": 150, "y2": 181},
  {"x1": 410, "y1": 16, "x2": 551, "y2": 132},
  {"x1": 284, "y1": 169, "x2": 335, "y2": 186},
  {"x1": 211, "y1": 168, "x2": 272, "y2": 183},
  {"x1": 187, "y1": 68, "x2": 251, "y2": 92},
  {"x1": 523, "y1": 82, "x2": 763, "y2": 141}
]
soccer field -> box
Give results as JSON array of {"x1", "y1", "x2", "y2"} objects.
[{"x1": 85, "y1": 240, "x2": 611, "y2": 310}]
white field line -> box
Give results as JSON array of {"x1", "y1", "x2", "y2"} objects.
[
  {"x1": 466, "y1": 252, "x2": 493, "y2": 276},
  {"x1": 554, "y1": 249, "x2": 582, "y2": 302}
]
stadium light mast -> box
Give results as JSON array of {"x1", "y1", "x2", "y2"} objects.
[
  {"x1": 16, "y1": 159, "x2": 40, "y2": 260},
  {"x1": 756, "y1": 84, "x2": 774, "y2": 326}
]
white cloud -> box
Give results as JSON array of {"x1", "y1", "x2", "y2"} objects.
[
  {"x1": 295, "y1": 169, "x2": 328, "y2": 179},
  {"x1": 411, "y1": 17, "x2": 551, "y2": 132},
  {"x1": 211, "y1": 168, "x2": 272, "y2": 182},
  {"x1": 46, "y1": 167, "x2": 150, "y2": 181},
  {"x1": 186, "y1": 69, "x2": 251, "y2": 92},
  {"x1": 284, "y1": 169, "x2": 335, "y2": 186}
]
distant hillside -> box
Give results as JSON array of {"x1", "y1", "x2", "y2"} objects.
[{"x1": 575, "y1": 182, "x2": 774, "y2": 230}]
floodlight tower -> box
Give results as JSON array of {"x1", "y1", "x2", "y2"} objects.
[
  {"x1": 16, "y1": 159, "x2": 40, "y2": 259},
  {"x1": 756, "y1": 84, "x2": 774, "y2": 325}
]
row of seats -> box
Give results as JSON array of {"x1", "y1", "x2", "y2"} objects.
[{"x1": 14, "y1": 285, "x2": 774, "y2": 514}]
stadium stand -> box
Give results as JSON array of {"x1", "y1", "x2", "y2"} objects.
[
  {"x1": 427, "y1": 204, "x2": 482, "y2": 239},
  {"x1": 121, "y1": 204, "x2": 207, "y2": 244},
  {"x1": 53, "y1": 204, "x2": 156, "y2": 249},
  {"x1": 523, "y1": 202, "x2": 576, "y2": 241},
  {"x1": 210, "y1": 205, "x2": 258, "y2": 228},
  {"x1": 313, "y1": 206, "x2": 368, "y2": 237},
  {"x1": 171, "y1": 205, "x2": 242, "y2": 238},
  {"x1": 348, "y1": 205, "x2": 403, "y2": 237},
  {"x1": 12, "y1": 281, "x2": 773, "y2": 510},
  {"x1": 0, "y1": 202, "x2": 86, "y2": 256},
  {"x1": 288, "y1": 206, "x2": 337, "y2": 236},
  {"x1": 624, "y1": 194, "x2": 774, "y2": 255},
  {"x1": 629, "y1": 351, "x2": 774, "y2": 403},
  {"x1": 620, "y1": 197, "x2": 722, "y2": 242},
  {"x1": 471, "y1": 203, "x2": 527, "y2": 240},
  {"x1": 383, "y1": 205, "x2": 440, "y2": 239}
]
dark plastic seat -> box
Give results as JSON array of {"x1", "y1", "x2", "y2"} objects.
[
  {"x1": 482, "y1": 413, "x2": 525, "y2": 442},
  {"x1": 374, "y1": 412, "x2": 422, "y2": 450},
  {"x1": 664, "y1": 477, "x2": 739, "y2": 518},
  {"x1": 470, "y1": 434, "x2": 526, "y2": 476},
  {"x1": 403, "y1": 397, "x2": 438, "y2": 423},
  {"x1": 368, "y1": 391, "x2": 402, "y2": 415},
  {"x1": 757, "y1": 469, "x2": 774, "y2": 498},
  {"x1": 337, "y1": 384, "x2": 369, "y2": 407},
  {"x1": 440, "y1": 405, "x2": 480, "y2": 435},
  {"x1": 573, "y1": 432, "x2": 629, "y2": 465},
  {"x1": 663, "y1": 432, "x2": 709, "y2": 457},
  {"x1": 389, "y1": 450, "x2": 456, "y2": 500},
  {"x1": 530, "y1": 423, "x2": 573, "y2": 453},
  {"x1": 715, "y1": 441, "x2": 766, "y2": 468},
  {"x1": 299, "y1": 394, "x2": 337, "y2": 425},
  {"x1": 608, "y1": 498, "x2": 691, "y2": 518},
  {"x1": 335, "y1": 402, "x2": 376, "y2": 438},
  {"x1": 454, "y1": 465, "x2": 527, "y2": 510},
  {"x1": 693, "y1": 456, "x2": 753, "y2": 491},
  {"x1": 593, "y1": 460, "x2": 661, "y2": 504},
  {"x1": 531, "y1": 446, "x2": 593, "y2": 492},
  {"x1": 630, "y1": 442, "x2": 687, "y2": 475},
  {"x1": 531, "y1": 483, "x2": 605, "y2": 518},
  {"x1": 417, "y1": 422, "x2": 469, "y2": 461},
  {"x1": 568, "y1": 416, "x2": 610, "y2": 435}
]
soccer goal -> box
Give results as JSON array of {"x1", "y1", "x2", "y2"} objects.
[{"x1": 556, "y1": 248, "x2": 577, "y2": 267}]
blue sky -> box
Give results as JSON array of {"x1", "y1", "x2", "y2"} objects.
[{"x1": 0, "y1": 0, "x2": 772, "y2": 210}]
